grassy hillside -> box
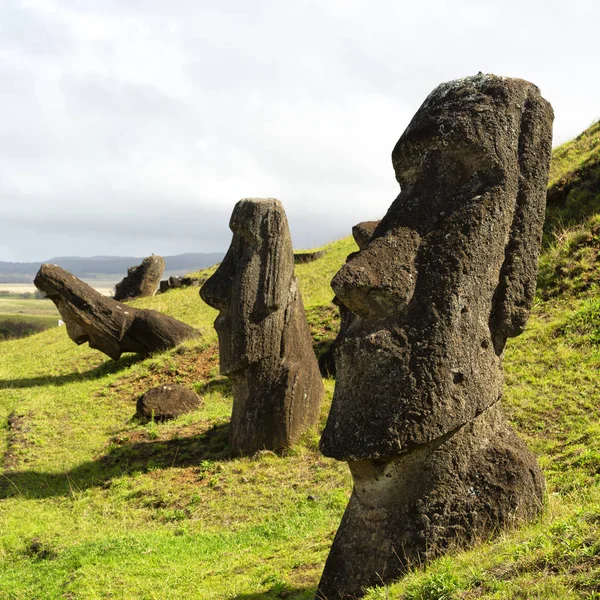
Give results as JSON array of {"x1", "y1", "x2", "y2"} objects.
[
  {"x1": 539, "y1": 121, "x2": 600, "y2": 299},
  {"x1": 1, "y1": 128, "x2": 599, "y2": 598}
]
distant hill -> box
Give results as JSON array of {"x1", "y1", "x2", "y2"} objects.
[{"x1": 0, "y1": 252, "x2": 224, "y2": 283}]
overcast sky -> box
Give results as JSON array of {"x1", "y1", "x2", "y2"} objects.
[{"x1": 1, "y1": 0, "x2": 598, "y2": 262}]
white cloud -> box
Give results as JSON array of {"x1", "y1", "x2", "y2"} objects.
[{"x1": 0, "y1": 0, "x2": 598, "y2": 261}]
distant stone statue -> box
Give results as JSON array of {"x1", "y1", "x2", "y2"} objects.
[
  {"x1": 35, "y1": 264, "x2": 199, "y2": 360},
  {"x1": 114, "y1": 255, "x2": 165, "y2": 301},
  {"x1": 317, "y1": 74, "x2": 554, "y2": 599},
  {"x1": 200, "y1": 198, "x2": 324, "y2": 455}
]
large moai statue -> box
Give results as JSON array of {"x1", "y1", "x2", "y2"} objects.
[
  {"x1": 316, "y1": 74, "x2": 554, "y2": 599},
  {"x1": 200, "y1": 198, "x2": 324, "y2": 455},
  {"x1": 318, "y1": 220, "x2": 380, "y2": 377}
]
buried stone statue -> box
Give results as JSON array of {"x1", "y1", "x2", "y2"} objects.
[
  {"x1": 200, "y1": 198, "x2": 324, "y2": 455},
  {"x1": 316, "y1": 74, "x2": 554, "y2": 599}
]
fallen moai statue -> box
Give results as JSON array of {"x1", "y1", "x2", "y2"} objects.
[
  {"x1": 318, "y1": 220, "x2": 380, "y2": 377},
  {"x1": 200, "y1": 198, "x2": 324, "y2": 455},
  {"x1": 114, "y1": 255, "x2": 165, "y2": 301},
  {"x1": 316, "y1": 74, "x2": 554, "y2": 599},
  {"x1": 35, "y1": 264, "x2": 199, "y2": 360}
]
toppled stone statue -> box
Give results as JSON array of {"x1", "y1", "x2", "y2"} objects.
[
  {"x1": 318, "y1": 220, "x2": 380, "y2": 377},
  {"x1": 136, "y1": 385, "x2": 202, "y2": 422},
  {"x1": 317, "y1": 74, "x2": 554, "y2": 599},
  {"x1": 200, "y1": 198, "x2": 324, "y2": 455},
  {"x1": 35, "y1": 264, "x2": 199, "y2": 360},
  {"x1": 114, "y1": 255, "x2": 165, "y2": 301}
]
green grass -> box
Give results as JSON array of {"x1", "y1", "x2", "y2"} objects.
[
  {"x1": 0, "y1": 296, "x2": 60, "y2": 317},
  {"x1": 1, "y1": 147, "x2": 600, "y2": 600},
  {"x1": 0, "y1": 238, "x2": 354, "y2": 600},
  {"x1": 0, "y1": 296, "x2": 60, "y2": 339}
]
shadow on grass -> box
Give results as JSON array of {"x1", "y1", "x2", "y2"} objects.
[
  {"x1": 0, "y1": 354, "x2": 145, "y2": 389},
  {"x1": 0, "y1": 422, "x2": 232, "y2": 499},
  {"x1": 195, "y1": 377, "x2": 233, "y2": 397},
  {"x1": 232, "y1": 587, "x2": 313, "y2": 600}
]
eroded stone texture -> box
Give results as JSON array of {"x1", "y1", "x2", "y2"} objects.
[
  {"x1": 114, "y1": 255, "x2": 165, "y2": 301},
  {"x1": 200, "y1": 198, "x2": 324, "y2": 455},
  {"x1": 35, "y1": 264, "x2": 199, "y2": 360},
  {"x1": 318, "y1": 220, "x2": 380, "y2": 377},
  {"x1": 317, "y1": 74, "x2": 553, "y2": 599},
  {"x1": 136, "y1": 385, "x2": 202, "y2": 422}
]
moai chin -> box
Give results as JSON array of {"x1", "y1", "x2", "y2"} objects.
[
  {"x1": 316, "y1": 74, "x2": 554, "y2": 599},
  {"x1": 200, "y1": 198, "x2": 324, "y2": 455}
]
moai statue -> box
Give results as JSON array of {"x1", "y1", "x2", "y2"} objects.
[
  {"x1": 35, "y1": 264, "x2": 198, "y2": 360},
  {"x1": 316, "y1": 74, "x2": 554, "y2": 599},
  {"x1": 200, "y1": 198, "x2": 324, "y2": 455},
  {"x1": 318, "y1": 220, "x2": 380, "y2": 377},
  {"x1": 114, "y1": 255, "x2": 165, "y2": 301}
]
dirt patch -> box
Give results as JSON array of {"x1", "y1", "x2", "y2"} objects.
[
  {"x1": 4, "y1": 412, "x2": 33, "y2": 470},
  {"x1": 102, "y1": 343, "x2": 221, "y2": 405}
]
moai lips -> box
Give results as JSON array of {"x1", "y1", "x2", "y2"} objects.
[
  {"x1": 200, "y1": 198, "x2": 324, "y2": 456},
  {"x1": 317, "y1": 74, "x2": 554, "y2": 599}
]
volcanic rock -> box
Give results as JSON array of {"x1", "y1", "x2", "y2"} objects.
[{"x1": 136, "y1": 385, "x2": 202, "y2": 422}]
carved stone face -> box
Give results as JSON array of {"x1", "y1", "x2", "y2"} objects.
[
  {"x1": 321, "y1": 75, "x2": 553, "y2": 461},
  {"x1": 200, "y1": 198, "x2": 294, "y2": 376}
]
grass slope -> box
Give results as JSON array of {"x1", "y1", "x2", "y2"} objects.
[
  {"x1": 1, "y1": 129, "x2": 599, "y2": 598},
  {"x1": 539, "y1": 121, "x2": 600, "y2": 299}
]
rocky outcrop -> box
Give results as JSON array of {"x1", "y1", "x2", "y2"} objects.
[
  {"x1": 158, "y1": 275, "x2": 205, "y2": 294},
  {"x1": 136, "y1": 385, "x2": 202, "y2": 422},
  {"x1": 294, "y1": 250, "x2": 327, "y2": 264},
  {"x1": 35, "y1": 264, "x2": 199, "y2": 360},
  {"x1": 114, "y1": 255, "x2": 165, "y2": 301},
  {"x1": 317, "y1": 74, "x2": 554, "y2": 599},
  {"x1": 200, "y1": 198, "x2": 324, "y2": 456}
]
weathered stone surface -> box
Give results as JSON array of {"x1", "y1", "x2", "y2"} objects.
[
  {"x1": 317, "y1": 74, "x2": 553, "y2": 599},
  {"x1": 136, "y1": 385, "x2": 202, "y2": 421},
  {"x1": 294, "y1": 249, "x2": 327, "y2": 264},
  {"x1": 114, "y1": 255, "x2": 165, "y2": 301},
  {"x1": 200, "y1": 198, "x2": 324, "y2": 456},
  {"x1": 35, "y1": 264, "x2": 199, "y2": 360},
  {"x1": 318, "y1": 221, "x2": 380, "y2": 377}
]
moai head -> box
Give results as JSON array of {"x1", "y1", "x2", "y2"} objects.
[
  {"x1": 321, "y1": 74, "x2": 554, "y2": 461},
  {"x1": 200, "y1": 198, "x2": 295, "y2": 376}
]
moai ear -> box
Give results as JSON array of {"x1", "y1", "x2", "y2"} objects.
[
  {"x1": 489, "y1": 89, "x2": 554, "y2": 354},
  {"x1": 251, "y1": 206, "x2": 294, "y2": 321}
]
